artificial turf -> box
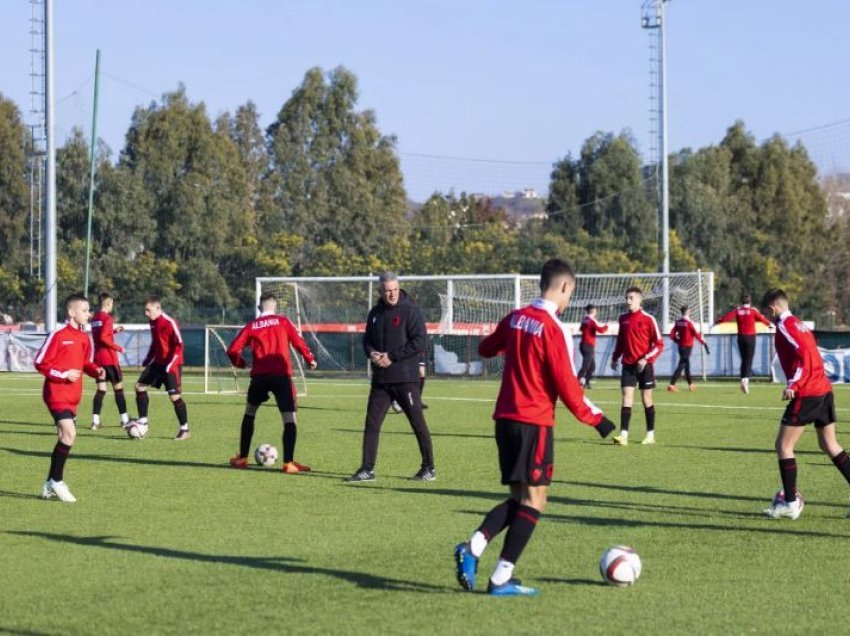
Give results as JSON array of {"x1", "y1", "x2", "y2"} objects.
[{"x1": 1, "y1": 373, "x2": 849, "y2": 634}]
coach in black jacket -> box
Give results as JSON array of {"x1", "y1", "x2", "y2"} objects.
[{"x1": 347, "y1": 272, "x2": 435, "y2": 483}]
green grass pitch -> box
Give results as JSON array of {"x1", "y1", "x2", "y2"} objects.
[{"x1": 2, "y1": 373, "x2": 850, "y2": 634}]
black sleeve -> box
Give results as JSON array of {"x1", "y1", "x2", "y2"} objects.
[
  {"x1": 387, "y1": 307, "x2": 426, "y2": 363},
  {"x1": 363, "y1": 308, "x2": 378, "y2": 358}
]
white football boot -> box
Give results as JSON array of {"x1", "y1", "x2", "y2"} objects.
[
  {"x1": 47, "y1": 479, "x2": 77, "y2": 503},
  {"x1": 764, "y1": 498, "x2": 802, "y2": 520},
  {"x1": 40, "y1": 481, "x2": 55, "y2": 500}
]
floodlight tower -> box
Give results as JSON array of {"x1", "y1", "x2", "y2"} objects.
[
  {"x1": 44, "y1": 0, "x2": 57, "y2": 330},
  {"x1": 28, "y1": 0, "x2": 46, "y2": 280},
  {"x1": 642, "y1": 0, "x2": 671, "y2": 330}
]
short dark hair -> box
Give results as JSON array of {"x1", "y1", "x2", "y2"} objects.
[
  {"x1": 681, "y1": 305, "x2": 689, "y2": 314},
  {"x1": 585, "y1": 304, "x2": 595, "y2": 313},
  {"x1": 761, "y1": 288, "x2": 788, "y2": 307},
  {"x1": 539, "y1": 259, "x2": 575, "y2": 292},
  {"x1": 258, "y1": 292, "x2": 278, "y2": 310},
  {"x1": 145, "y1": 295, "x2": 161, "y2": 306},
  {"x1": 625, "y1": 286, "x2": 643, "y2": 296},
  {"x1": 741, "y1": 292, "x2": 752, "y2": 304},
  {"x1": 64, "y1": 293, "x2": 88, "y2": 311},
  {"x1": 99, "y1": 292, "x2": 114, "y2": 303}
]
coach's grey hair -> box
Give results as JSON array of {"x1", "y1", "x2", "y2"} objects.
[{"x1": 378, "y1": 271, "x2": 399, "y2": 285}]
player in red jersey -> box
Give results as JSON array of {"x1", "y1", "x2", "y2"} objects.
[
  {"x1": 90, "y1": 292, "x2": 130, "y2": 429},
  {"x1": 667, "y1": 305, "x2": 709, "y2": 393},
  {"x1": 453, "y1": 259, "x2": 615, "y2": 597},
  {"x1": 226, "y1": 292, "x2": 318, "y2": 473},
  {"x1": 610, "y1": 287, "x2": 664, "y2": 446},
  {"x1": 761, "y1": 289, "x2": 850, "y2": 519},
  {"x1": 577, "y1": 304, "x2": 608, "y2": 389},
  {"x1": 714, "y1": 292, "x2": 772, "y2": 394},
  {"x1": 35, "y1": 294, "x2": 105, "y2": 502},
  {"x1": 133, "y1": 296, "x2": 190, "y2": 440}
]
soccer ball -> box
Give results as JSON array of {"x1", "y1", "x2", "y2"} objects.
[
  {"x1": 254, "y1": 444, "x2": 279, "y2": 467},
  {"x1": 599, "y1": 545, "x2": 642, "y2": 587},
  {"x1": 125, "y1": 420, "x2": 149, "y2": 440},
  {"x1": 772, "y1": 487, "x2": 804, "y2": 510}
]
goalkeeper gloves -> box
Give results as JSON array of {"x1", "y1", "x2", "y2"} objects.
[{"x1": 596, "y1": 417, "x2": 616, "y2": 438}]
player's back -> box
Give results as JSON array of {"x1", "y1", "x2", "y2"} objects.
[
  {"x1": 245, "y1": 314, "x2": 296, "y2": 376},
  {"x1": 579, "y1": 316, "x2": 597, "y2": 345},
  {"x1": 486, "y1": 303, "x2": 566, "y2": 426},
  {"x1": 776, "y1": 313, "x2": 831, "y2": 397}
]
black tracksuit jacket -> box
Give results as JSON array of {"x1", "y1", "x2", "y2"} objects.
[{"x1": 363, "y1": 290, "x2": 426, "y2": 385}]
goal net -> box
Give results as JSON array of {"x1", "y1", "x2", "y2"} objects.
[
  {"x1": 255, "y1": 272, "x2": 714, "y2": 379},
  {"x1": 203, "y1": 325, "x2": 309, "y2": 396}
]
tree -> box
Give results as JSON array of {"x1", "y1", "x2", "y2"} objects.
[
  {"x1": 545, "y1": 155, "x2": 581, "y2": 235},
  {"x1": 119, "y1": 86, "x2": 253, "y2": 311},
  {"x1": 577, "y1": 131, "x2": 655, "y2": 252},
  {"x1": 267, "y1": 67, "x2": 408, "y2": 272},
  {"x1": 0, "y1": 94, "x2": 30, "y2": 275}
]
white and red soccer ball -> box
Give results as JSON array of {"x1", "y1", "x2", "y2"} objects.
[
  {"x1": 599, "y1": 545, "x2": 642, "y2": 587},
  {"x1": 125, "y1": 420, "x2": 149, "y2": 439},
  {"x1": 254, "y1": 444, "x2": 279, "y2": 467}
]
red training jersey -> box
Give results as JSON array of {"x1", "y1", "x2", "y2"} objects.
[
  {"x1": 227, "y1": 312, "x2": 315, "y2": 377},
  {"x1": 35, "y1": 322, "x2": 102, "y2": 411},
  {"x1": 579, "y1": 315, "x2": 609, "y2": 347},
  {"x1": 91, "y1": 310, "x2": 124, "y2": 366},
  {"x1": 716, "y1": 305, "x2": 771, "y2": 336},
  {"x1": 478, "y1": 298, "x2": 604, "y2": 429},
  {"x1": 612, "y1": 309, "x2": 664, "y2": 365},
  {"x1": 670, "y1": 317, "x2": 706, "y2": 348},
  {"x1": 143, "y1": 313, "x2": 184, "y2": 372},
  {"x1": 774, "y1": 311, "x2": 832, "y2": 398}
]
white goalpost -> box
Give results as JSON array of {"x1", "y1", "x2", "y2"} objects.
[{"x1": 250, "y1": 272, "x2": 714, "y2": 380}]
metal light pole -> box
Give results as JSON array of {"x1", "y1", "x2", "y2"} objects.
[
  {"x1": 84, "y1": 49, "x2": 102, "y2": 297},
  {"x1": 44, "y1": 0, "x2": 57, "y2": 330},
  {"x1": 642, "y1": 0, "x2": 671, "y2": 330}
]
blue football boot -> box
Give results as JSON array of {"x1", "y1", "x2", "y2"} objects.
[{"x1": 454, "y1": 543, "x2": 478, "y2": 591}]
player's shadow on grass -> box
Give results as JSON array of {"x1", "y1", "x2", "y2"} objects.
[
  {"x1": 0, "y1": 626, "x2": 56, "y2": 636},
  {"x1": 543, "y1": 511, "x2": 850, "y2": 540},
  {"x1": 0, "y1": 429, "x2": 58, "y2": 438},
  {"x1": 0, "y1": 446, "x2": 236, "y2": 473},
  {"x1": 561, "y1": 480, "x2": 768, "y2": 504},
  {"x1": 667, "y1": 444, "x2": 822, "y2": 456},
  {"x1": 0, "y1": 419, "x2": 47, "y2": 427},
  {"x1": 0, "y1": 489, "x2": 39, "y2": 500},
  {"x1": 536, "y1": 577, "x2": 607, "y2": 587},
  {"x1": 6, "y1": 531, "x2": 445, "y2": 594}
]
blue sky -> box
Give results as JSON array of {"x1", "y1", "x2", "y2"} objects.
[{"x1": 1, "y1": 0, "x2": 848, "y2": 200}]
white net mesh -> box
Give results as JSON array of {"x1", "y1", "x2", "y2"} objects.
[
  {"x1": 256, "y1": 272, "x2": 713, "y2": 379},
  {"x1": 204, "y1": 326, "x2": 244, "y2": 394}
]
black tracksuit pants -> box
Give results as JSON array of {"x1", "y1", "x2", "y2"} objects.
[
  {"x1": 738, "y1": 335, "x2": 756, "y2": 379},
  {"x1": 361, "y1": 382, "x2": 434, "y2": 471},
  {"x1": 578, "y1": 342, "x2": 596, "y2": 384},
  {"x1": 670, "y1": 345, "x2": 693, "y2": 385}
]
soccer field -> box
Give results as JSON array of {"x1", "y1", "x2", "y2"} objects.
[{"x1": 2, "y1": 374, "x2": 850, "y2": 635}]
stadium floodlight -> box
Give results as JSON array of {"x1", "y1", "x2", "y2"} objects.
[{"x1": 642, "y1": 0, "x2": 671, "y2": 330}]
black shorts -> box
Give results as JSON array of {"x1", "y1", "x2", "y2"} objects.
[
  {"x1": 138, "y1": 364, "x2": 181, "y2": 394},
  {"x1": 495, "y1": 419, "x2": 554, "y2": 486},
  {"x1": 247, "y1": 375, "x2": 296, "y2": 412},
  {"x1": 96, "y1": 365, "x2": 122, "y2": 384},
  {"x1": 621, "y1": 363, "x2": 656, "y2": 389},
  {"x1": 49, "y1": 409, "x2": 76, "y2": 423},
  {"x1": 781, "y1": 392, "x2": 836, "y2": 428}
]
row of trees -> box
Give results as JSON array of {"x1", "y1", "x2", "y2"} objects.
[{"x1": 0, "y1": 66, "x2": 841, "y2": 323}]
